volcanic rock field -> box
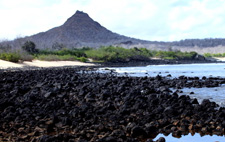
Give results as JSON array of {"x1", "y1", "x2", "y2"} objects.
[{"x1": 0, "y1": 67, "x2": 225, "y2": 142}]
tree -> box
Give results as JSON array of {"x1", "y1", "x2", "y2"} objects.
[{"x1": 22, "y1": 41, "x2": 38, "y2": 54}]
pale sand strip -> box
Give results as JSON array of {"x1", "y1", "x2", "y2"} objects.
[
  {"x1": 23, "y1": 60, "x2": 95, "y2": 67},
  {"x1": 0, "y1": 60, "x2": 95, "y2": 69},
  {"x1": 214, "y1": 57, "x2": 225, "y2": 61},
  {"x1": 0, "y1": 60, "x2": 24, "y2": 69}
]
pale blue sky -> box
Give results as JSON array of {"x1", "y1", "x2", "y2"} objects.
[{"x1": 0, "y1": 0, "x2": 225, "y2": 41}]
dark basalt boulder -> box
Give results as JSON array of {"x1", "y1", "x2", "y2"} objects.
[
  {"x1": 0, "y1": 67, "x2": 225, "y2": 142},
  {"x1": 194, "y1": 54, "x2": 205, "y2": 60}
]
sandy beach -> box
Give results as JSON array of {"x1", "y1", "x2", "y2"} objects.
[
  {"x1": 0, "y1": 60, "x2": 95, "y2": 69},
  {"x1": 0, "y1": 60, "x2": 24, "y2": 69},
  {"x1": 214, "y1": 57, "x2": 225, "y2": 61}
]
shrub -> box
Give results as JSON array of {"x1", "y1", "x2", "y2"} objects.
[
  {"x1": 36, "y1": 48, "x2": 89, "y2": 62},
  {"x1": 203, "y1": 53, "x2": 225, "y2": 57},
  {"x1": 19, "y1": 51, "x2": 34, "y2": 61},
  {"x1": 176, "y1": 51, "x2": 197, "y2": 60},
  {"x1": 85, "y1": 46, "x2": 136, "y2": 62},
  {"x1": 154, "y1": 50, "x2": 198, "y2": 60},
  {"x1": 38, "y1": 48, "x2": 89, "y2": 57},
  {"x1": 77, "y1": 57, "x2": 88, "y2": 62},
  {"x1": 0, "y1": 52, "x2": 21, "y2": 62},
  {"x1": 163, "y1": 56, "x2": 175, "y2": 60},
  {"x1": 36, "y1": 55, "x2": 77, "y2": 61},
  {"x1": 85, "y1": 46, "x2": 199, "y2": 62},
  {"x1": 213, "y1": 53, "x2": 223, "y2": 57}
]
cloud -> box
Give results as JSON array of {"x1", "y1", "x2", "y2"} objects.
[
  {"x1": 166, "y1": 0, "x2": 225, "y2": 40},
  {"x1": 0, "y1": 0, "x2": 225, "y2": 41},
  {"x1": 0, "y1": 0, "x2": 83, "y2": 40}
]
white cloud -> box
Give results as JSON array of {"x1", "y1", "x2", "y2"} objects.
[
  {"x1": 0, "y1": 0, "x2": 225, "y2": 41},
  {"x1": 0, "y1": 0, "x2": 83, "y2": 39}
]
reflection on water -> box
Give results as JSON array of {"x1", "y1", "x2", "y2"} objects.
[
  {"x1": 177, "y1": 85, "x2": 225, "y2": 107},
  {"x1": 153, "y1": 133, "x2": 225, "y2": 142}
]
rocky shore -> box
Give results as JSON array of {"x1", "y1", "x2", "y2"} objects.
[
  {"x1": 99, "y1": 58, "x2": 222, "y2": 67},
  {"x1": 0, "y1": 67, "x2": 225, "y2": 142}
]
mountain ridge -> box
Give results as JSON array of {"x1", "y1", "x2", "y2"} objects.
[
  {"x1": 2, "y1": 10, "x2": 225, "y2": 53},
  {"x1": 22, "y1": 10, "x2": 148, "y2": 49}
]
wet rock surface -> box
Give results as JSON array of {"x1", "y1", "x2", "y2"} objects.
[{"x1": 0, "y1": 67, "x2": 225, "y2": 141}]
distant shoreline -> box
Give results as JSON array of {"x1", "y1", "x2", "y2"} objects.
[
  {"x1": 0, "y1": 58, "x2": 223, "y2": 70},
  {"x1": 98, "y1": 58, "x2": 222, "y2": 67}
]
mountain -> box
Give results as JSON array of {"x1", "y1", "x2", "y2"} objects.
[
  {"x1": 3, "y1": 10, "x2": 225, "y2": 54},
  {"x1": 20, "y1": 10, "x2": 148, "y2": 49}
]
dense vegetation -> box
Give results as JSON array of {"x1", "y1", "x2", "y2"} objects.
[
  {"x1": 0, "y1": 41, "x2": 200, "y2": 63},
  {"x1": 203, "y1": 53, "x2": 225, "y2": 57},
  {"x1": 153, "y1": 50, "x2": 197, "y2": 60},
  {"x1": 85, "y1": 47, "x2": 153, "y2": 62},
  {"x1": 0, "y1": 50, "x2": 33, "y2": 63},
  {"x1": 0, "y1": 52, "x2": 21, "y2": 62},
  {"x1": 35, "y1": 48, "x2": 89, "y2": 62},
  {"x1": 0, "y1": 41, "x2": 34, "y2": 62},
  {"x1": 85, "y1": 46, "x2": 198, "y2": 62}
]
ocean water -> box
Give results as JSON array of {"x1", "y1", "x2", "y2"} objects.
[
  {"x1": 98, "y1": 63, "x2": 225, "y2": 107},
  {"x1": 98, "y1": 63, "x2": 225, "y2": 141},
  {"x1": 177, "y1": 85, "x2": 225, "y2": 107},
  {"x1": 98, "y1": 63, "x2": 225, "y2": 78}
]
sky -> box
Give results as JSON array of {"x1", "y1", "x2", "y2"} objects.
[{"x1": 0, "y1": 0, "x2": 225, "y2": 41}]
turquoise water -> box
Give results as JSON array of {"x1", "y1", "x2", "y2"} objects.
[{"x1": 98, "y1": 63, "x2": 225, "y2": 141}]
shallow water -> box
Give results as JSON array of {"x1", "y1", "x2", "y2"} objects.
[
  {"x1": 99, "y1": 63, "x2": 225, "y2": 107},
  {"x1": 99, "y1": 63, "x2": 225, "y2": 78},
  {"x1": 98, "y1": 63, "x2": 225, "y2": 141},
  {"x1": 153, "y1": 133, "x2": 225, "y2": 142},
  {"x1": 177, "y1": 85, "x2": 225, "y2": 107}
]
